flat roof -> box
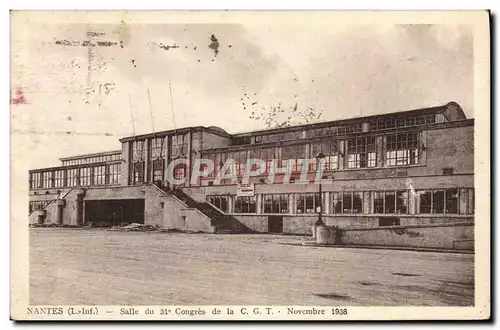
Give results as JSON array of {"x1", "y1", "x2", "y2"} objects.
[{"x1": 59, "y1": 150, "x2": 122, "y2": 161}]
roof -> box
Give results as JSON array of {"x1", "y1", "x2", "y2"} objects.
[
  {"x1": 59, "y1": 149, "x2": 122, "y2": 161},
  {"x1": 230, "y1": 102, "x2": 467, "y2": 137}
]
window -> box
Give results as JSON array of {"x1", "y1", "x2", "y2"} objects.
[
  {"x1": 251, "y1": 148, "x2": 276, "y2": 173},
  {"x1": 172, "y1": 134, "x2": 188, "y2": 157},
  {"x1": 94, "y1": 165, "x2": 106, "y2": 185},
  {"x1": 281, "y1": 144, "x2": 306, "y2": 172},
  {"x1": 133, "y1": 162, "x2": 144, "y2": 184},
  {"x1": 261, "y1": 194, "x2": 290, "y2": 213},
  {"x1": 29, "y1": 200, "x2": 52, "y2": 213},
  {"x1": 151, "y1": 137, "x2": 165, "y2": 159},
  {"x1": 152, "y1": 158, "x2": 164, "y2": 182},
  {"x1": 42, "y1": 172, "x2": 52, "y2": 188},
  {"x1": 330, "y1": 192, "x2": 343, "y2": 214},
  {"x1": 386, "y1": 132, "x2": 420, "y2": 166},
  {"x1": 54, "y1": 170, "x2": 65, "y2": 188},
  {"x1": 310, "y1": 141, "x2": 339, "y2": 171},
  {"x1": 234, "y1": 196, "x2": 256, "y2": 213},
  {"x1": 333, "y1": 192, "x2": 364, "y2": 214},
  {"x1": 347, "y1": 137, "x2": 376, "y2": 169},
  {"x1": 294, "y1": 193, "x2": 320, "y2": 214},
  {"x1": 371, "y1": 114, "x2": 436, "y2": 131},
  {"x1": 132, "y1": 140, "x2": 146, "y2": 162},
  {"x1": 207, "y1": 195, "x2": 230, "y2": 212},
  {"x1": 372, "y1": 190, "x2": 408, "y2": 214},
  {"x1": 67, "y1": 169, "x2": 78, "y2": 187},
  {"x1": 80, "y1": 167, "x2": 92, "y2": 186},
  {"x1": 108, "y1": 164, "x2": 120, "y2": 184},
  {"x1": 234, "y1": 151, "x2": 248, "y2": 176},
  {"x1": 417, "y1": 188, "x2": 473, "y2": 214},
  {"x1": 30, "y1": 172, "x2": 42, "y2": 189}
]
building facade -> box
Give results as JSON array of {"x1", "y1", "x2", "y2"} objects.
[{"x1": 28, "y1": 102, "x2": 474, "y2": 234}]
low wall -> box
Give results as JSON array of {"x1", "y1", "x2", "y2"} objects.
[
  {"x1": 179, "y1": 209, "x2": 215, "y2": 233},
  {"x1": 337, "y1": 222, "x2": 474, "y2": 250}
]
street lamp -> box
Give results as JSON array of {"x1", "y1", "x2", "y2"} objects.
[{"x1": 315, "y1": 152, "x2": 326, "y2": 227}]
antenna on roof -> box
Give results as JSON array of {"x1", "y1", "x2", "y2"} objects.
[
  {"x1": 169, "y1": 82, "x2": 177, "y2": 130},
  {"x1": 147, "y1": 87, "x2": 155, "y2": 135},
  {"x1": 128, "y1": 93, "x2": 136, "y2": 138}
]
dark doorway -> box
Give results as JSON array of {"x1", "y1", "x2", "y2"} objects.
[
  {"x1": 85, "y1": 199, "x2": 145, "y2": 227},
  {"x1": 268, "y1": 216, "x2": 283, "y2": 234},
  {"x1": 379, "y1": 217, "x2": 400, "y2": 227}
]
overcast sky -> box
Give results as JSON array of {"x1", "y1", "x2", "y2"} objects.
[{"x1": 11, "y1": 18, "x2": 473, "y2": 169}]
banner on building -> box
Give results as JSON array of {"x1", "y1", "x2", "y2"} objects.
[{"x1": 236, "y1": 183, "x2": 255, "y2": 197}]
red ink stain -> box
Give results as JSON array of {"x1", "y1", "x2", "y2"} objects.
[{"x1": 11, "y1": 87, "x2": 26, "y2": 104}]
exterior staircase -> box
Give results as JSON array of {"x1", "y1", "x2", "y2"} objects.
[{"x1": 168, "y1": 188, "x2": 254, "y2": 234}]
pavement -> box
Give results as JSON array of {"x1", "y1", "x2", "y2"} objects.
[{"x1": 29, "y1": 229, "x2": 474, "y2": 306}]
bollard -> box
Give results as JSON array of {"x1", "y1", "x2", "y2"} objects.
[
  {"x1": 312, "y1": 223, "x2": 317, "y2": 239},
  {"x1": 316, "y1": 224, "x2": 329, "y2": 245}
]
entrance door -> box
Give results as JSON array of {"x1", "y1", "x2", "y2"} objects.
[{"x1": 268, "y1": 216, "x2": 283, "y2": 234}]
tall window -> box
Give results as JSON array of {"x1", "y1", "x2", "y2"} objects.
[
  {"x1": 54, "y1": 170, "x2": 65, "y2": 188},
  {"x1": 42, "y1": 172, "x2": 52, "y2": 188},
  {"x1": 386, "y1": 132, "x2": 420, "y2": 166},
  {"x1": 172, "y1": 134, "x2": 188, "y2": 157},
  {"x1": 108, "y1": 164, "x2": 120, "y2": 184},
  {"x1": 80, "y1": 168, "x2": 92, "y2": 186},
  {"x1": 132, "y1": 140, "x2": 146, "y2": 161},
  {"x1": 67, "y1": 169, "x2": 78, "y2": 187},
  {"x1": 347, "y1": 137, "x2": 376, "y2": 169},
  {"x1": 132, "y1": 140, "x2": 145, "y2": 184},
  {"x1": 94, "y1": 165, "x2": 106, "y2": 185},
  {"x1": 417, "y1": 188, "x2": 469, "y2": 214},
  {"x1": 281, "y1": 144, "x2": 306, "y2": 172},
  {"x1": 30, "y1": 172, "x2": 42, "y2": 189},
  {"x1": 151, "y1": 137, "x2": 165, "y2": 159},
  {"x1": 152, "y1": 159, "x2": 164, "y2": 182},
  {"x1": 207, "y1": 195, "x2": 230, "y2": 212},
  {"x1": 310, "y1": 141, "x2": 339, "y2": 170},
  {"x1": 250, "y1": 148, "x2": 276, "y2": 174},
  {"x1": 234, "y1": 196, "x2": 256, "y2": 213}
]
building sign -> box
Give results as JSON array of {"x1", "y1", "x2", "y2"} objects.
[{"x1": 237, "y1": 183, "x2": 255, "y2": 197}]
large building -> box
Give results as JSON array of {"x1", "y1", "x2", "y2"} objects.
[{"x1": 28, "y1": 102, "x2": 474, "y2": 234}]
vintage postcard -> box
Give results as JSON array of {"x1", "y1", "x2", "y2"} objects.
[{"x1": 10, "y1": 10, "x2": 490, "y2": 320}]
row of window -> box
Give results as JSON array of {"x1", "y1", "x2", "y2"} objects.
[
  {"x1": 131, "y1": 134, "x2": 188, "y2": 162},
  {"x1": 30, "y1": 164, "x2": 121, "y2": 189},
  {"x1": 370, "y1": 114, "x2": 439, "y2": 131},
  {"x1": 203, "y1": 132, "x2": 421, "y2": 176},
  {"x1": 231, "y1": 113, "x2": 442, "y2": 146},
  {"x1": 29, "y1": 200, "x2": 52, "y2": 213},
  {"x1": 62, "y1": 153, "x2": 121, "y2": 166},
  {"x1": 206, "y1": 188, "x2": 474, "y2": 215}
]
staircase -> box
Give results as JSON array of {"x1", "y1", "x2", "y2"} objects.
[{"x1": 169, "y1": 188, "x2": 254, "y2": 234}]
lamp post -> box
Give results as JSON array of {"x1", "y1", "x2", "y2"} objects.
[{"x1": 315, "y1": 152, "x2": 326, "y2": 227}]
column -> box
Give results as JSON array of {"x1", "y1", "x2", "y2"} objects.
[
  {"x1": 324, "y1": 191, "x2": 330, "y2": 214},
  {"x1": 56, "y1": 199, "x2": 65, "y2": 225},
  {"x1": 338, "y1": 141, "x2": 345, "y2": 170},
  {"x1": 256, "y1": 194, "x2": 262, "y2": 214},
  {"x1": 144, "y1": 138, "x2": 150, "y2": 183},
  {"x1": 376, "y1": 136, "x2": 384, "y2": 168}
]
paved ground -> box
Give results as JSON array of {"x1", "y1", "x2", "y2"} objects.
[{"x1": 30, "y1": 229, "x2": 474, "y2": 306}]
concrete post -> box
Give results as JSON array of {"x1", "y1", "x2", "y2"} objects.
[{"x1": 55, "y1": 199, "x2": 65, "y2": 225}]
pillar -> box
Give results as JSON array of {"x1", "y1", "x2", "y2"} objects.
[{"x1": 56, "y1": 199, "x2": 65, "y2": 225}]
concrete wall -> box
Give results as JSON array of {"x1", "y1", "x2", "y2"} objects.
[
  {"x1": 200, "y1": 131, "x2": 231, "y2": 150},
  {"x1": 179, "y1": 208, "x2": 215, "y2": 233},
  {"x1": 338, "y1": 222, "x2": 474, "y2": 250}
]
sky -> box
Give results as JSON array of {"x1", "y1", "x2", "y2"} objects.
[{"x1": 11, "y1": 15, "x2": 474, "y2": 169}]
